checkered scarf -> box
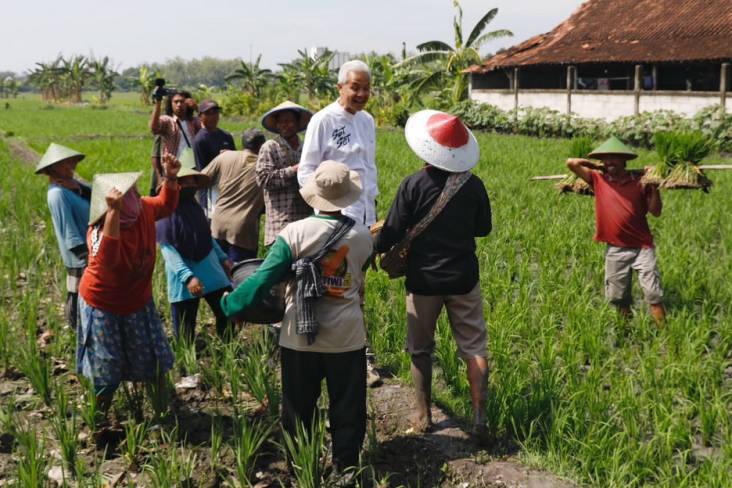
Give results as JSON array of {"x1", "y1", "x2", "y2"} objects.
[{"x1": 292, "y1": 216, "x2": 355, "y2": 344}]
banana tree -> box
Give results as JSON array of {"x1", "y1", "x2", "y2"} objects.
[
  {"x1": 90, "y1": 56, "x2": 118, "y2": 104},
  {"x1": 400, "y1": 1, "x2": 512, "y2": 104},
  {"x1": 274, "y1": 64, "x2": 303, "y2": 103},
  {"x1": 130, "y1": 66, "x2": 158, "y2": 105},
  {"x1": 60, "y1": 55, "x2": 91, "y2": 103},
  {"x1": 290, "y1": 49, "x2": 336, "y2": 102},
  {"x1": 0, "y1": 76, "x2": 20, "y2": 99},
  {"x1": 28, "y1": 60, "x2": 64, "y2": 102},
  {"x1": 225, "y1": 55, "x2": 273, "y2": 98}
]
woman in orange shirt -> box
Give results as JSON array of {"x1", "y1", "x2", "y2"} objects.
[{"x1": 77, "y1": 152, "x2": 180, "y2": 411}]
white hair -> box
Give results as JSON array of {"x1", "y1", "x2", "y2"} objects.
[{"x1": 337, "y1": 60, "x2": 371, "y2": 84}]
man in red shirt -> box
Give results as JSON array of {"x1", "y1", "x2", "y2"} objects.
[{"x1": 567, "y1": 136, "x2": 666, "y2": 324}]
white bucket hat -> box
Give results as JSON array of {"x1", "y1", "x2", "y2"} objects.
[
  {"x1": 299, "y1": 161, "x2": 362, "y2": 212},
  {"x1": 404, "y1": 109, "x2": 479, "y2": 172},
  {"x1": 88, "y1": 172, "x2": 142, "y2": 225}
]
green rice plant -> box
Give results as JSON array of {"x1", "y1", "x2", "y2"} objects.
[
  {"x1": 71, "y1": 452, "x2": 107, "y2": 488},
  {"x1": 15, "y1": 424, "x2": 46, "y2": 487},
  {"x1": 202, "y1": 338, "x2": 226, "y2": 399},
  {"x1": 120, "y1": 382, "x2": 146, "y2": 422},
  {"x1": 280, "y1": 416, "x2": 328, "y2": 488},
  {"x1": 232, "y1": 416, "x2": 273, "y2": 486},
  {"x1": 144, "y1": 428, "x2": 197, "y2": 487},
  {"x1": 435, "y1": 319, "x2": 469, "y2": 402},
  {"x1": 145, "y1": 369, "x2": 173, "y2": 421},
  {"x1": 78, "y1": 377, "x2": 100, "y2": 430},
  {"x1": 173, "y1": 333, "x2": 199, "y2": 376},
  {"x1": 0, "y1": 395, "x2": 15, "y2": 437},
  {"x1": 210, "y1": 416, "x2": 223, "y2": 475},
  {"x1": 223, "y1": 340, "x2": 244, "y2": 412},
  {"x1": 123, "y1": 419, "x2": 147, "y2": 469},
  {"x1": 52, "y1": 386, "x2": 79, "y2": 478},
  {"x1": 241, "y1": 329, "x2": 280, "y2": 418},
  {"x1": 0, "y1": 315, "x2": 11, "y2": 372},
  {"x1": 19, "y1": 334, "x2": 52, "y2": 406}
]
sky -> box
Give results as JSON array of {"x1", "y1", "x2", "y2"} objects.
[{"x1": 2, "y1": 0, "x2": 584, "y2": 74}]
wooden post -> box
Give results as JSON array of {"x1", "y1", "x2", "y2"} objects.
[
  {"x1": 634, "y1": 64, "x2": 642, "y2": 115},
  {"x1": 652, "y1": 65, "x2": 658, "y2": 90},
  {"x1": 566, "y1": 65, "x2": 573, "y2": 115},
  {"x1": 721, "y1": 63, "x2": 729, "y2": 113},
  {"x1": 513, "y1": 67, "x2": 520, "y2": 116}
]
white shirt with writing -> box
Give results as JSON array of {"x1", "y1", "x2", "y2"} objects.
[{"x1": 298, "y1": 101, "x2": 378, "y2": 226}]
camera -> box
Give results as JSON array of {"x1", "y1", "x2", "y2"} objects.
[{"x1": 152, "y1": 78, "x2": 176, "y2": 102}]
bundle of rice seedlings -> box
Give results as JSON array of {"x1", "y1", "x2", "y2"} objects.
[
  {"x1": 558, "y1": 136, "x2": 596, "y2": 195},
  {"x1": 644, "y1": 131, "x2": 713, "y2": 191},
  {"x1": 663, "y1": 163, "x2": 713, "y2": 191}
]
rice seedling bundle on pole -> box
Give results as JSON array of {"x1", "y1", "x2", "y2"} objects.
[
  {"x1": 642, "y1": 131, "x2": 713, "y2": 192},
  {"x1": 557, "y1": 136, "x2": 597, "y2": 196}
]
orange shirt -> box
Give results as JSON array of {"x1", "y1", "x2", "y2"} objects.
[
  {"x1": 80, "y1": 185, "x2": 179, "y2": 314},
  {"x1": 591, "y1": 171, "x2": 654, "y2": 249}
]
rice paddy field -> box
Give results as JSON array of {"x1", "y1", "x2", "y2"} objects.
[{"x1": 0, "y1": 94, "x2": 731, "y2": 487}]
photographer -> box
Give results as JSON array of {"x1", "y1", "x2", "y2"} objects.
[{"x1": 149, "y1": 84, "x2": 201, "y2": 193}]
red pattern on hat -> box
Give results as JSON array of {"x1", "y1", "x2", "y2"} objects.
[{"x1": 426, "y1": 113, "x2": 469, "y2": 148}]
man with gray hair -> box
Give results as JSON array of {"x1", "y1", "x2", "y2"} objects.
[
  {"x1": 298, "y1": 60, "x2": 377, "y2": 227},
  {"x1": 298, "y1": 59, "x2": 382, "y2": 387}
]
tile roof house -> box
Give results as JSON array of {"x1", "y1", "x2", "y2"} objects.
[{"x1": 466, "y1": 0, "x2": 732, "y2": 120}]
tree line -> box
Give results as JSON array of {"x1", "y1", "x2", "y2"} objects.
[{"x1": 14, "y1": 2, "x2": 510, "y2": 124}]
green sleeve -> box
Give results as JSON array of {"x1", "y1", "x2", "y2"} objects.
[{"x1": 220, "y1": 236, "x2": 292, "y2": 317}]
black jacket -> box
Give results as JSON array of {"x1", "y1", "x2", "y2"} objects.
[
  {"x1": 375, "y1": 166, "x2": 492, "y2": 295},
  {"x1": 192, "y1": 128, "x2": 235, "y2": 170}
]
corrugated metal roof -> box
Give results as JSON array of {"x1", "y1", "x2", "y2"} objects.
[{"x1": 467, "y1": 0, "x2": 732, "y2": 73}]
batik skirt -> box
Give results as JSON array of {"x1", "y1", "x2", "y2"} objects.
[{"x1": 76, "y1": 295, "x2": 174, "y2": 390}]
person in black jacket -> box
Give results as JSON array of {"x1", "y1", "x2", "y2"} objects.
[{"x1": 375, "y1": 110, "x2": 492, "y2": 442}]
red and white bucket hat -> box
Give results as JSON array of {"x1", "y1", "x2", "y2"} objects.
[{"x1": 404, "y1": 110, "x2": 479, "y2": 172}]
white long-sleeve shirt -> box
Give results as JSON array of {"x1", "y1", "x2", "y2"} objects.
[{"x1": 298, "y1": 101, "x2": 378, "y2": 226}]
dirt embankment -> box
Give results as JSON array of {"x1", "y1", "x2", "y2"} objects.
[{"x1": 369, "y1": 380, "x2": 576, "y2": 488}]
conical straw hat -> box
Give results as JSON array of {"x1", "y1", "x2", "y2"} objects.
[
  {"x1": 35, "y1": 143, "x2": 85, "y2": 174},
  {"x1": 587, "y1": 136, "x2": 637, "y2": 160},
  {"x1": 88, "y1": 172, "x2": 142, "y2": 225},
  {"x1": 261, "y1": 101, "x2": 312, "y2": 134},
  {"x1": 404, "y1": 110, "x2": 479, "y2": 173},
  {"x1": 176, "y1": 149, "x2": 210, "y2": 188}
]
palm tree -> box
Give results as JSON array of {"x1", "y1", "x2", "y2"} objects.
[
  {"x1": 90, "y1": 56, "x2": 118, "y2": 104},
  {"x1": 400, "y1": 1, "x2": 512, "y2": 103},
  {"x1": 225, "y1": 55, "x2": 273, "y2": 98}
]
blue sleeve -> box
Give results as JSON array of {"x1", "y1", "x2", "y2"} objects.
[
  {"x1": 48, "y1": 189, "x2": 85, "y2": 251},
  {"x1": 221, "y1": 236, "x2": 292, "y2": 317},
  {"x1": 212, "y1": 238, "x2": 227, "y2": 261},
  {"x1": 160, "y1": 244, "x2": 195, "y2": 285}
]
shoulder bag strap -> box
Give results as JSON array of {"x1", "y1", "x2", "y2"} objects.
[
  {"x1": 400, "y1": 171, "x2": 472, "y2": 249},
  {"x1": 177, "y1": 118, "x2": 192, "y2": 148}
]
